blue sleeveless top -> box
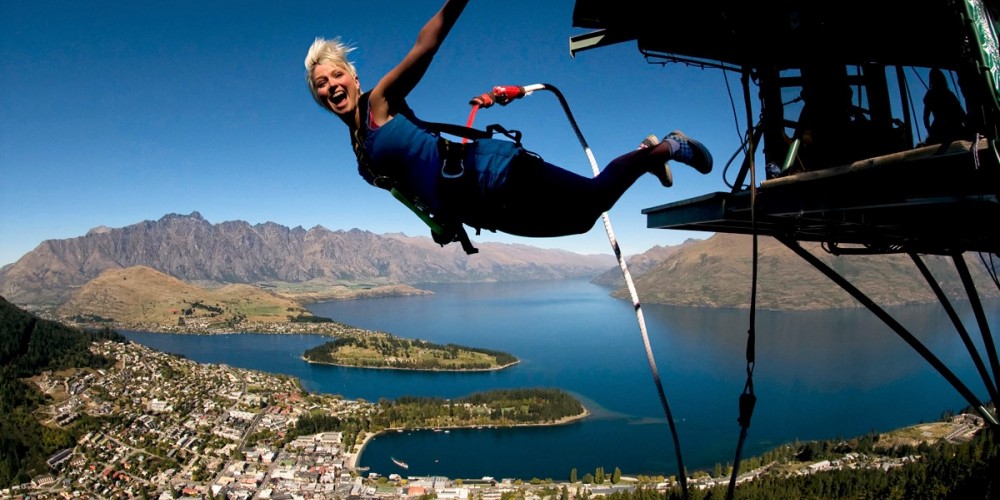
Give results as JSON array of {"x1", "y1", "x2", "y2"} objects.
[{"x1": 362, "y1": 100, "x2": 522, "y2": 218}]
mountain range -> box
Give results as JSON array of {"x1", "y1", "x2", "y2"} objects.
[
  {"x1": 2, "y1": 211, "x2": 997, "y2": 313},
  {"x1": 0, "y1": 212, "x2": 614, "y2": 310}
]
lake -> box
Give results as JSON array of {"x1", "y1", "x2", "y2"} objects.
[{"x1": 122, "y1": 278, "x2": 995, "y2": 480}]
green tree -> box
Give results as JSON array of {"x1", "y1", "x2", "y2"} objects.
[
  {"x1": 612, "y1": 466, "x2": 621, "y2": 484},
  {"x1": 570, "y1": 468, "x2": 578, "y2": 483}
]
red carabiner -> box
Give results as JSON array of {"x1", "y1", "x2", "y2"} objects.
[{"x1": 492, "y1": 85, "x2": 525, "y2": 105}]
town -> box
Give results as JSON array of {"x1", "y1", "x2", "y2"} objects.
[{"x1": 3, "y1": 340, "x2": 986, "y2": 499}]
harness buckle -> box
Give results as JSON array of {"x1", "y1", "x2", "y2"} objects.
[
  {"x1": 441, "y1": 158, "x2": 465, "y2": 179},
  {"x1": 439, "y1": 139, "x2": 466, "y2": 179}
]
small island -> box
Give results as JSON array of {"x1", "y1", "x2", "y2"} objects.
[{"x1": 303, "y1": 331, "x2": 519, "y2": 371}]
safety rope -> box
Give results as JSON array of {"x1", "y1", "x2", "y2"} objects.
[
  {"x1": 726, "y1": 70, "x2": 759, "y2": 500},
  {"x1": 471, "y1": 83, "x2": 690, "y2": 497}
]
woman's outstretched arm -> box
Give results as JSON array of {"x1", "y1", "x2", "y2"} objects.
[{"x1": 368, "y1": 0, "x2": 471, "y2": 125}]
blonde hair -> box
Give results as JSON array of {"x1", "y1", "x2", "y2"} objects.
[{"x1": 304, "y1": 37, "x2": 358, "y2": 107}]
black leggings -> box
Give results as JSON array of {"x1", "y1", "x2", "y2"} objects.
[{"x1": 481, "y1": 147, "x2": 658, "y2": 237}]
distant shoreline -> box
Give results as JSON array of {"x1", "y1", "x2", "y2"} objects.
[
  {"x1": 89, "y1": 321, "x2": 359, "y2": 337},
  {"x1": 346, "y1": 406, "x2": 592, "y2": 469}
]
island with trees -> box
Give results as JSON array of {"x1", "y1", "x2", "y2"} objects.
[
  {"x1": 303, "y1": 331, "x2": 518, "y2": 371},
  {"x1": 287, "y1": 387, "x2": 590, "y2": 453}
]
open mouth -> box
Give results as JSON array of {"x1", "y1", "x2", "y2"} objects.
[{"x1": 331, "y1": 89, "x2": 347, "y2": 106}]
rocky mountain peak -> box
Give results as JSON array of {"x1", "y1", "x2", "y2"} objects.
[{"x1": 0, "y1": 213, "x2": 614, "y2": 310}]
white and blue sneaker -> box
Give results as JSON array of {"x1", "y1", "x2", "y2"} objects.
[{"x1": 664, "y1": 130, "x2": 713, "y2": 174}]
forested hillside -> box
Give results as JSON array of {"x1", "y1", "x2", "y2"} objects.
[
  {"x1": 611, "y1": 428, "x2": 999, "y2": 500},
  {"x1": 0, "y1": 296, "x2": 125, "y2": 487},
  {"x1": 286, "y1": 387, "x2": 586, "y2": 447}
]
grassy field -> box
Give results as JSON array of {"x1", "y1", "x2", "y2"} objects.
[
  {"x1": 55, "y1": 266, "x2": 314, "y2": 328},
  {"x1": 330, "y1": 344, "x2": 503, "y2": 369}
]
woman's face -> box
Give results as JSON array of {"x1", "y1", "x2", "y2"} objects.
[{"x1": 312, "y1": 63, "x2": 360, "y2": 117}]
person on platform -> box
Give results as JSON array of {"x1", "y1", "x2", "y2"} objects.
[{"x1": 922, "y1": 68, "x2": 967, "y2": 145}]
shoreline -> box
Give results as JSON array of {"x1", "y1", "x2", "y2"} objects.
[
  {"x1": 346, "y1": 406, "x2": 592, "y2": 469},
  {"x1": 86, "y1": 321, "x2": 359, "y2": 337}
]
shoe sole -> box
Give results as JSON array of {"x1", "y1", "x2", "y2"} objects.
[
  {"x1": 639, "y1": 134, "x2": 672, "y2": 187},
  {"x1": 660, "y1": 163, "x2": 673, "y2": 187}
]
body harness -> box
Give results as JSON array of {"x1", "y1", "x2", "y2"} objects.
[{"x1": 350, "y1": 91, "x2": 523, "y2": 255}]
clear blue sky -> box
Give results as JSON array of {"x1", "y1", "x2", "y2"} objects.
[{"x1": 1, "y1": 0, "x2": 766, "y2": 267}]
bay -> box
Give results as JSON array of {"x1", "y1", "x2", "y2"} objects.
[{"x1": 123, "y1": 278, "x2": 995, "y2": 481}]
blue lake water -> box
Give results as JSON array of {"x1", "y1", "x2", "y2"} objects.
[{"x1": 122, "y1": 279, "x2": 996, "y2": 481}]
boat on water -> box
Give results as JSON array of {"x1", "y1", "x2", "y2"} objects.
[{"x1": 391, "y1": 457, "x2": 409, "y2": 469}]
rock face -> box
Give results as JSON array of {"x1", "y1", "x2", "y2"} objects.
[{"x1": 0, "y1": 212, "x2": 615, "y2": 309}]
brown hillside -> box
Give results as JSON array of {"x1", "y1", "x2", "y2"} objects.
[
  {"x1": 618, "y1": 233, "x2": 1000, "y2": 310},
  {"x1": 55, "y1": 266, "x2": 312, "y2": 327},
  {"x1": 591, "y1": 239, "x2": 701, "y2": 287}
]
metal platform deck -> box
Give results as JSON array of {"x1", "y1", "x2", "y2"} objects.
[{"x1": 643, "y1": 139, "x2": 1000, "y2": 255}]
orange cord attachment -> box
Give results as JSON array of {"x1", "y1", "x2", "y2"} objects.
[
  {"x1": 462, "y1": 104, "x2": 481, "y2": 144},
  {"x1": 464, "y1": 85, "x2": 530, "y2": 144}
]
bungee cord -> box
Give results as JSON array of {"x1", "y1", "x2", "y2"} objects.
[{"x1": 470, "y1": 83, "x2": 690, "y2": 497}]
